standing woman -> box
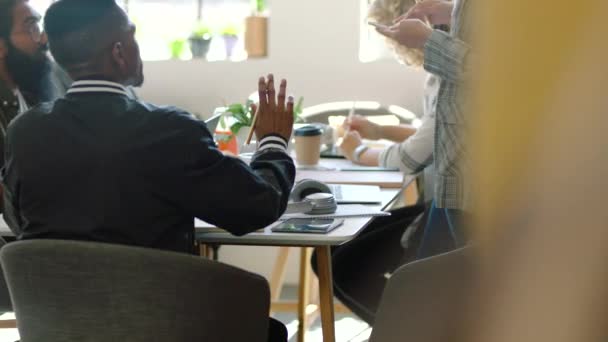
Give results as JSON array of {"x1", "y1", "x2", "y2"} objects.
[
  {"x1": 376, "y1": 0, "x2": 472, "y2": 258},
  {"x1": 310, "y1": 0, "x2": 447, "y2": 325}
]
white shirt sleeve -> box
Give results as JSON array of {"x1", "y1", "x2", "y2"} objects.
[
  {"x1": 378, "y1": 111, "x2": 435, "y2": 174},
  {"x1": 377, "y1": 74, "x2": 438, "y2": 174}
]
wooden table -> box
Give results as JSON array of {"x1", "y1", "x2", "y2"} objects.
[
  {"x1": 0, "y1": 158, "x2": 415, "y2": 342},
  {"x1": 197, "y1": 154, "x2": 414, "y2": 342},
  {"x1": 195, "y1": 188, "x2": 403, "y2": 342},
  {"x1": 295, "y1": 158, "x2": 405, "y2": 189}
]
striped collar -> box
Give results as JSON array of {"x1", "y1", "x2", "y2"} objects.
[{"x1": 67, "y1": 80, "x2": 128, "y2": 96}]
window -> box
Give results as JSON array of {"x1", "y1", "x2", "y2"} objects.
[
  {"x1": 30, "y1": 0, "x2": 252, "y2": 61},
  {"x1": 359, "y1": 0, "x2": 393, "y2": 63}
]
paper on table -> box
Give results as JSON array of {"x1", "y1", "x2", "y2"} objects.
[
  {"x1": 196, "y1": 218, "x2": 265, "y2": 233},
  {"x1": 280, "y1": 204, "x2": 390, "y2": 220}
]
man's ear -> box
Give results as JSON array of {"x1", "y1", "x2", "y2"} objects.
[
  {"x1": 111, "y1": 41, "x2": 127, "y2": 73},
  {"x1": 0, "y1": 39, "x2": 7, "y2": 59}
]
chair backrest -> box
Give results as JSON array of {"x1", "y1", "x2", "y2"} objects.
[
  {"x1": 300, "y1": 101, "x2": 416, "y2": 125},
  {"x1": 0, "y1": 237, "x2": 11, "y2": 313},
  {"x1": 1, "y1": 240, "x2": 271, "y2": 342},
  {"x1": 370, "y1": 247, "x2": 474, "y2": 342}
]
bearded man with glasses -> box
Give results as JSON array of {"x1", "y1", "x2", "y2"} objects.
[{"x1": 0, "y1": 0, "x2": 71, "y2": 159}]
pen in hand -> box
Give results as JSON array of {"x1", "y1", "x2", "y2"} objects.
[
  {"x1": 245, "y1": 106, "x2": 259, "y2": 145},
  {"x1": 339, "y1": 101, "x2": 356, "y2": 145}
]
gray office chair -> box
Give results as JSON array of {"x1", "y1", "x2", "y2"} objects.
[
  {"x1": 0, "y1": 237, "x2": 12, "y2": 311},
  {"x1": 0, "y1": 237, "x2": 15, "y2": 329},
  {"x1": 300, "y1": 101, "x2": 417, "y2": 125},
  {"x1": 0, "y1": 239, "x2": 271, "y2": 342},
  {"x1": 369, "y1": 247, "x2": 474, "y2": 342}
]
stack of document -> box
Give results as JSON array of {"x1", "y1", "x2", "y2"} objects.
[{"x1": 280, "y1": 205, "x2": 390, "y2": 220}]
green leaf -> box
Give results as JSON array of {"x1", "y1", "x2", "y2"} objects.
[
  {"x1": 233, "y1": 111, "x2": 249, "y2": 125},
  {"x1": 293, "y1": 96, "x2": 304, "y2": 122},
  {"x1": 228, "y1": 103, "x2": 245, "y2": 115},
  {"x1": 219, "y1": 110, "x2": 228, "y2": 131},
  {"x1": 230, "y1": 122, "x2": 248, "y2": 134},
  {"x1": 226, "y1": 103, "x2": 250, "y2": 125}
]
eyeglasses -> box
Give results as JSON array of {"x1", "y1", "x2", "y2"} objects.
[{"x1": 13, "y1": 20, "x2": 44, "y2": 43}]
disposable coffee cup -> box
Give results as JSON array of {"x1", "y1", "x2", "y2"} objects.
[{"x1": 294, "y1": 125, "x2": 322, "y2": 166}]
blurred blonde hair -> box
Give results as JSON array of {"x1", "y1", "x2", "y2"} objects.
[{"x1": 367, "y1": 0, "x2": 424, "y2": 66}]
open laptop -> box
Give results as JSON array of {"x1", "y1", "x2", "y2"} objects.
[
  {"x1": 204, "y1": 113, "x2": 222, "y2": 134},
  {"x1": 320, "y1": 145, "x2": 344, "y2": 159},
  {"x1": 328, "y1": 184, "x2": 383, "y2": 204}
]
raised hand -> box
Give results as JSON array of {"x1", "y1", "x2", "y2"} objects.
[{"x1": 254, "y1": 74, "x2": 294, "y2": 142}]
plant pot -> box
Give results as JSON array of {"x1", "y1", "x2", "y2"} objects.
[
  {"x1": 215, "y1": 131, "x2": 239, "y2": 155},
  {"x1": 222, "y1": 35, "x2": 239, "y2": 58},
  {"x1": 236, "y1": 127, "x2": 256, "y2": 154},
  {"x1": 245, "y1": 16, "x2": 267, "y2": 58},
  {"x1": 189, "y1": 37, "x2": 212, "y2": 59}
]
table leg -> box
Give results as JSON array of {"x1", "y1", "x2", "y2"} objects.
[
  {"x1": 198, "y1": 244, "x2": 209, "y2": 258},
  {"x1": 315, "y1": 246, "x2": 336, "y2": 342},
  {"x1": 270, "y1": 247, "x2": 291, "y2": 302},
  {"x1": 297, "y1": 247, "x2": 312, "y2": 342}
]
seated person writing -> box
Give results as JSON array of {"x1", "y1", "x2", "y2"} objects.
[
  {"x1": 340, "y1": 95, "x2": 435, "y2": 173},
  {"x1": 1, "y1": 1, "x2": 294, "y2": 339}
]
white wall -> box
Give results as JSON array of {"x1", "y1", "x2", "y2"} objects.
[{"x1": 138, "y1": 0, "x2": 426, "y2": 284}]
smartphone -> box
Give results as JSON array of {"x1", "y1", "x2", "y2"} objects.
[
  {"x1": 271, "y1": 218, "x2": 344, "y2": 234},
  {"x1": 368, "y1": 21, "x2": 389, "y2": 30}
]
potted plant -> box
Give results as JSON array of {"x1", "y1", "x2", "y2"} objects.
[
  {"x1": 217, "y1": 96, "x2": 304, "y2": 153},
  {"x1": 169, "y1": 39, "x2": 186, "y2": 60},
  {"x1": 253, "y1": 0, "x2": 266, "y2": 14},
  {"x1": 220, "y1": 24, "x2": 240, "y2": 58},
  {"x1": 215, "y1": 100, "x2": 255, "y2": 154},
  {"x1": 189, "y1": 22, "x2": 212, "y2": 59},
  {"x1": 245, "y1": 0, "x2": 268, "y2": 58}
]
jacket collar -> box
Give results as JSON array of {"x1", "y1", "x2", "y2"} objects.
[{"x1": 67, "y1": 80, "x2": 128, "y2": 97}]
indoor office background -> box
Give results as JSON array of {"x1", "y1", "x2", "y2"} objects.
[
  {"x1": 4, "y1": 0, "x2": 607, "y2": 341},
  {"x1": 1, "y1": 0, "x2": 427, "y2": 341},
  {"x1": 26, "y1": 0, "x2": 427, "y2": 286}
]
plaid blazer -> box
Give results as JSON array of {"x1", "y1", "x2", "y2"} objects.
[{"x1": 423, "y1": 0, "x2": 472, "y2": 209}]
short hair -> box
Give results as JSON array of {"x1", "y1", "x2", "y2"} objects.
[
  {"x1": 0, "y1": 0, "x2": 19, "y2": 41},
  {"x1": 44, "y1": 0, "x2": 125, "y2": 67}
]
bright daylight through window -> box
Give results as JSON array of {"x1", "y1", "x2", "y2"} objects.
[
  {"x1": 359, "y1": 0, "x2": 393, "y2": 63},
  {"x1": 30, "y1": 0, "x2": 257, "y2": 61}
]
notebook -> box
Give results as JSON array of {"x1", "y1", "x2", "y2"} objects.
[
  {"x1": 196, "y1": 218, "x2": 265, "y2": 233},
  {"x1": 320, "y1": 145, "x2": 344, "y2": 159},
  {"x1": 328, "y1": 184, "x2": 383, "y2": 204},
  {"x1": 279, "y1": 204, "x2": 390, "y2": 220}
]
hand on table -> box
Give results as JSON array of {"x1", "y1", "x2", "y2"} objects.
[
  {"x1": 339, "y1": 130, "x2": 363, "y2": 161},
  {"x1": 344, "y1": 114, "x2": 382, "y2": 140}
]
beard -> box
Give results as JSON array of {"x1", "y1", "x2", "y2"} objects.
[
  {"x1": 126, "y1": 58, "x2": 144, "y2": 88},
  {"x1": 6, "y1": 41, "x2": 53, "y2": 104}
]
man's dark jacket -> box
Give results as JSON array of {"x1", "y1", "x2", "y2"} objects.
[{"x1": 1, "y1": 81, "x2": 295, "y2": 253}]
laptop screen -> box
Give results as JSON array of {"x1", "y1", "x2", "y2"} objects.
[{"x1": 204, "y1": 113, "x2": 221, "y2": 134}]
